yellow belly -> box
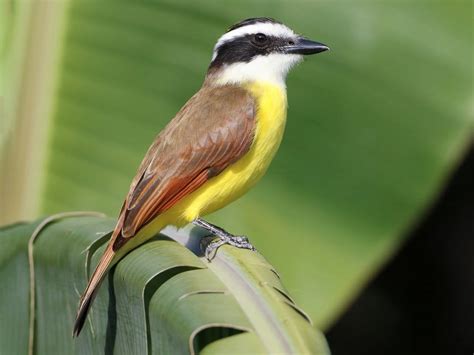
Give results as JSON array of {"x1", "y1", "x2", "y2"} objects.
[{"x1": 162, "y1": 81, "x2": 288, "y2": 225}]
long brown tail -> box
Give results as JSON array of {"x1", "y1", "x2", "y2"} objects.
[{"x1": 73, "y1": 243, "x2": 116, "y2": 337}]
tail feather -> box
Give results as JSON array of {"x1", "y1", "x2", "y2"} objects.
[{"x1": 73, "y1": 244, "x2": 116, "y2": 337}]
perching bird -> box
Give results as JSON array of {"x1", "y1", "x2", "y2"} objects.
[{"x1": 73, "y1": 17, "x2": 328, "y2": 336}]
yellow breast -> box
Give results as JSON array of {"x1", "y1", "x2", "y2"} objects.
[{"x1": 164, "y1": 81, "x2": 288, "y2": 224}]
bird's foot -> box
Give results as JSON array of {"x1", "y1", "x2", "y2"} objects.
[
  {"x1": 203, "y1": 234, "x2": 255, "y2": 261},
  {"x1": 193, "y1": 218, "x2": 256, "y2": 261}
]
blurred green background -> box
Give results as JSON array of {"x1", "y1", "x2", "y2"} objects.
[{"x1": 1, "y1": 0, "x2": 472, "y2": 332}]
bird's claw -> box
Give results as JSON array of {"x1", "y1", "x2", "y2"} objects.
[{"x1": 202, "y1": 235, "x2": 256, "y2": 262}]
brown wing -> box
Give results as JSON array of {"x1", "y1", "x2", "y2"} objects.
[
  {"x1": 112, "y1": 84, "x2": 256, "y2": 250},
  {"x1": 73, "y1": 84, "x2": 255, "y2": 336}
]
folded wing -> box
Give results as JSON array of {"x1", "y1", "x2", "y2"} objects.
[{"x1": 113, "y1": 84, "x2": 256, "y2": 249}]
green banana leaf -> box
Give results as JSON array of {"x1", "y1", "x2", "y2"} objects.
[
  {"x1": 2, "y1": 0, "x2": 473, "y2": 331},
  {"x1": 0, "y1": 215, "x2": 329, "y2": 354}
]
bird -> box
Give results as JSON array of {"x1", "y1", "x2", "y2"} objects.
[{"x1": 73, "y1": 17, "x2": 328, "y2": 337}]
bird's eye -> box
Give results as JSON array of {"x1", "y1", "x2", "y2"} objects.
[{"x1": 252, "y1": 33, "x2": 268, "y2": 46}]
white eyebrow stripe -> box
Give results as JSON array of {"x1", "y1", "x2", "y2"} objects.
[{"x1": 213, "y1": 22, "x2": 296, "y2": 53}]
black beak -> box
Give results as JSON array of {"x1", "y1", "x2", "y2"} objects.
[{"x1": 284, "y1": 37, "x2": 329, "y2": 55}]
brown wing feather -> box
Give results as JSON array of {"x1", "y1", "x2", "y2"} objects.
[{"x1": 112, "y1": 84, "x2": 256, "y2": 249}]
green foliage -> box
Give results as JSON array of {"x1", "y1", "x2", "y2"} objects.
[
  {"x1": 0, "y1": 216, "x2": 329, "y2": 354},
  {"x1": 2, "y1": 0, "x2": 473, "y2": 330}
]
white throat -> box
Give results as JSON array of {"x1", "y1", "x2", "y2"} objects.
[{"x1": 215, "y1": 53, "x2": 302, "y2": 88}]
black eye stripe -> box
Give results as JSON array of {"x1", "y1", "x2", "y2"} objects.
[
  {"x1": 210, "y1": 34, "x2": 294, "y2": 68},
  {"x1": 216, "y1": 34, "x2": 286, "y2": 51}
]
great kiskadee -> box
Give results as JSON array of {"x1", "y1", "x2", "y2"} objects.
[{"x1": 73, "y1": 17, "x2": 328, "y2": 336}]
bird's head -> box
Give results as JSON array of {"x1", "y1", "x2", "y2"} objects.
[{"x1": 207, "y1": 17, "x2": 329, "y2": 87}]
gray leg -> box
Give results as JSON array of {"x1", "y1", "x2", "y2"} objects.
[{"x1": 193, "y1": 218, "x2": 256, "y2": 261}]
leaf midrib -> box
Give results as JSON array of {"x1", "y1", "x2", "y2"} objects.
[{"x1": 206, "y1": 250, "x2": 296, "y2": 354}]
